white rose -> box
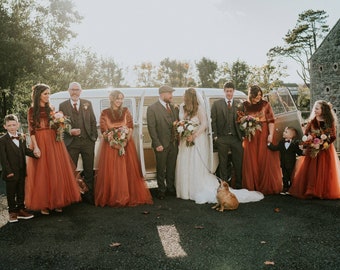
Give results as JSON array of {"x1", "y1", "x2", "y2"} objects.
[
  {"x1": 302, "y1": 135, "x2": 308, "y2": 142},
  {"x1": 187, "y1": 125, "x2": 194, "y2": 131},
  {"x1": 177, "y1": 126, "x2": 184, "y2": 133},
  {"x1": 320, "y1": 134, "x2": 327, "y2": 140},
  {"x1": 121, "y1": 133, "x2": 126, "y2": 139}
]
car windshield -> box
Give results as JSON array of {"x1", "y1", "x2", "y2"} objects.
[{"x1": 265, "y1": 88, "x2": 298, "y2": 115}]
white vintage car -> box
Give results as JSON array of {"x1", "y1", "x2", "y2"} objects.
[{"x1": 49, "y1": 87, "x2": 303, "y2": 182}]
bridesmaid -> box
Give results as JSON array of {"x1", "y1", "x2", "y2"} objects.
[
  {"x1": 241, "y1": 85, "x2": 282, "y2": 194},
  {"x1": 26, "y1": 84, "x2": 81, "y2": 215},
  {"x1": 289, "y1": 100, "x2": 340, "y2": 199},
  {"x1": 95, "y1": 90, "x2": 153, "y2": 207}
]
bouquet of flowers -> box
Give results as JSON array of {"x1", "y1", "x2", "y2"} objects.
[
  {"x1": 174, "y1": 120, "x2": 198, "y2": 147},
  {"x1": 103, "y1": 126, "x2": 129, "y2": 156},
  {"x1": 49, "y1": 111, "x2": 71, "y2": 141},
  {"x1": 300, "y1": 129, "x2": 331, "y2": 158},
  {"x1": 237, "y1": 111, "x2": 262, "y2": 142}
]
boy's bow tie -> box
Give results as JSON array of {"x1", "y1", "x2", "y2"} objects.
[{"x1": 11, "y1": 136, "x2": 20, "y2": 140}]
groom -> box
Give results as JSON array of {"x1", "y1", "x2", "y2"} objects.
[
  {"x1": 211, "y1": 82, "x2": 244, "y2": 189},
  {"x1": 147, "y1": 85, "x2": 179, "y2": 200}
]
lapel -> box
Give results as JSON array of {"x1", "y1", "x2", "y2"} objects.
[
  {"x1": 157, "y1": 101, "x2": 173, "y2": 125},
  {"x1": 79, "y1": 99, "x2": 89, "y2": 123},
  {"x1": 221, "y1": 100, "x2": 228, "y2": 120},
  {"x1": 6, "y1": 133, "x2": 20, "y2": 152}
]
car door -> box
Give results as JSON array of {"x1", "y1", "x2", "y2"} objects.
[
  {"x1": 202, "y1": 91, "x2": 219, "y2": 174},
  {"x1": 265, "y1": 88, "x2": 303, "y2": 143},
  {"x1": 136, "y1": 92, "x2": 146, "y2": 178}
]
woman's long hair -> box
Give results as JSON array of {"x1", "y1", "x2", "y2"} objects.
[
  {"x1": 309, "y1": 100, "x2": 337, "y2": 129},
  {"x1": 31, "y1": 83, "x2": 52, "y2": 127},
  {"x1": 184, "y1": 88, "x2": 199, "y2": 119},
  {"x1": 109, "y1": 90, "x2": 124, "y2": 119}
]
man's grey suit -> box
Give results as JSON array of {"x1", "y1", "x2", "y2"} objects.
[
  {"x1": 147, "y1": 101, "x2": 178, "y2": 194},
  {"x1": 59, "y1": 98, "x2": 98, "y2": 197}
]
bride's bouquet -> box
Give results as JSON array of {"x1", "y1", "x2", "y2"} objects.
[
  {"x1": 103, "y1": 126, "x2": 129, "y2": 156},
  {"x1": 49, "y1": 111, "x2": 71, "y2": 141},
  {"x1": 174, "y1": 119, "x2": 198, "y2": 147}
]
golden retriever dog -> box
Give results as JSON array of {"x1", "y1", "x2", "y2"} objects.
[{"x1": 212, "y1": 181, "x2": 239, "y2": 212}]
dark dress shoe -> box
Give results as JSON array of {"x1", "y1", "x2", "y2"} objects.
[
  {"x1": 166, "y1": 190, "x2": 176, "y2": 196},
  {"x1": 157, "y1": 192, "x2": 166, "y2": 200}
]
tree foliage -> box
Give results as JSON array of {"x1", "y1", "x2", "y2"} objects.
[
  {"x1": 268, "y1": 9, "x2": 329, "y2": 86},
  {"x1": 0, "y1": 0, "x2": 82, "y2": 122},
  {"x1": 157, "y1": 58, "x2": 195, "y2": 87},
  {"x1": 196, "y1": 57, "x2": 218, "y2": 88}
]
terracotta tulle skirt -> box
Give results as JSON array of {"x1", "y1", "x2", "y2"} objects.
[
  {"x1": 289, "y1": 144, "x2": 340, "y2": 199},
  {"x1": 26, "y1": 129, "x2": 81, "y2": 210},
  {"x1": 242, "y1": 123, "x2": 282, "y2": 194},
  {"x1": 94, "y1": 139, "x2": 153, "y2": 207}
]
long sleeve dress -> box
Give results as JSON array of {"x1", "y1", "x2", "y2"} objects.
[
  {"x1": 94, "y1": 107, "x2": 153, "y2": 207},
  {"x1": 242, "y1": 100, "x2": 282, "y2": 194},
  {"x1": 289, "y1": 119, "x2": 340, "y2": 199},
  {"x1": 25, "y1": 107, "x2": 81, "y2": 210}
]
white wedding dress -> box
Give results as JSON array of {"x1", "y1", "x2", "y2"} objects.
[{"x1": 175, "y1": 103, "x2": 264, "y2": 204}]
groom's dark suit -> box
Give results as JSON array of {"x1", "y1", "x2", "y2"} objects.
[
  {"x1": 211, "y1": 98, "x2": 243, "y2": 188},
  {"x1": 147, "y1": 100, "x2": 179, "y2": 195}
]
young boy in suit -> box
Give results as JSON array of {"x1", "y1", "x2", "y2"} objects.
[
  {"x1": 268, "y1": 127, "x2": 303, "y2": 195},
  {"x1": 0, "y1": 114, "x2": 36, "y2": 223}
]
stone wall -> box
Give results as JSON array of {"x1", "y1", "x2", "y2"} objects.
[{"x1": 310, "y1": 19, "x2": 340, "y2": 151}]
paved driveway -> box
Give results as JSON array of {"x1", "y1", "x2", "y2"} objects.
[{"x1": 0, "y1": 187, "x2": 339, "y2": 270}]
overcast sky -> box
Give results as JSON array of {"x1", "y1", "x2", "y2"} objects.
[{"x1": 70, "y1": 0, "x2": 340, "y2": 85}]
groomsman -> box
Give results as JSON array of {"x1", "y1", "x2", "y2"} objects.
[
  {"x1": 147, "y1": 85, "x2": 179, "y2": 199},
  {"x1": 211, "y1": 82, "x2": 244, "y2": 189},
  {"x1": 59, "y1": 82, "x2": 98, "y2": 204}
]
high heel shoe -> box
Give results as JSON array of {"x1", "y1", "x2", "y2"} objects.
[
  {"x1": 54, "y1": 208, "x2": 63, "y2": 213},
  {"x1": 41, "y1": 209, "x2": 50, "y2": 215}
]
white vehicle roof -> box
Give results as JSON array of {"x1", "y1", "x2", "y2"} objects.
[{"x1": 50, "y1": 87, "x2": 247, "y2": 99}]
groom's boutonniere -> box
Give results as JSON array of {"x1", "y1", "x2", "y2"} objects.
[{"x1": 83, "y1": 103, "x2": 90, "y2": 111}]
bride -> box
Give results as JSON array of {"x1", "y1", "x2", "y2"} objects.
[{"x1": 175, "y1": 88, "x2": 264, "y2": 204}]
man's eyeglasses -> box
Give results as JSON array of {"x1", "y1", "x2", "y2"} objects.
[{"x1": 70, "y1": 88, "x2": 81, "y2": 92}]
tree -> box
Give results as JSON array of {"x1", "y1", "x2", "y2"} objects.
[
  {"x1": 196, "y1": 57, "x2": 218, "y2": 88},
  {"x1": 268, "y1": 10, "x2": 329, "y2": 86},
  {"x1": 134, "y1": 62, "x2": 158, "y2": 87},
  {"x1": 248, "y1": 57, "x2": 287, "y2": 93},
  {"x1": 229, "y1": 59, "x2": 250, "y2": 92},
  {"x1": 0, "y1": 0, "x2": 82, "y2": 122},
  {"x1": 157, "y1": 58, "x2": 196, "y2": 87}
]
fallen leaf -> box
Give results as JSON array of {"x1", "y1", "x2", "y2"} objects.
[
  {"x1": 260, "y1": 241, "x2": 266, "y2": 244},
  {"x1": 274, "y1": 207, "x2": 280, "y2": 213},
  {"x1": 194, "y1": 226, "x2": 204, "y2": 229},
  {"x1": 142, "y1": 211, "x2": 150, "y2": 215},
  {"x1": 109, "y1": 242, "x2": 121, "y2": 247},
  {"x1": 264, "y1": 261, "x2": 275, "y2": 265}
]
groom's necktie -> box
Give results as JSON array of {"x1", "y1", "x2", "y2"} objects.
[
  {"x1": 166, "y1": 103, "x2": 171, "y2": 113},
  {"x1": 227, "y1": 100, "x2": 231, "y2": 109}
]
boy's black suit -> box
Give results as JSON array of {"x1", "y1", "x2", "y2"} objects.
[
  {"x1": 0, "y1": 133, "x2": 35, "y2": 212},
  {"x1": 268, "y1": 139, "x2": 303, "y2": 189}
]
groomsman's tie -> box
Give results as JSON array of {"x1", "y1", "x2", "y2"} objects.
[
  {"x1": 166, "y1": 103, "x2": 171, "y2": 113},
  {"x1": 73, "y1": 103, "x2": 78, "y2": 112},
  {"x1": 227, "y1": 100, "x2": 231, "y2": 109}
]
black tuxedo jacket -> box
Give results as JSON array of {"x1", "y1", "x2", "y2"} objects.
[
  {"x1": 211, "y1": 98, "x2": 243, "y2": 140},
  {"x1": 268, "y1": 139, "x2": 303, "y2": 169},
  {"x1": 59, "y1": 98, "x2": 98, "y2": 146},
  {"x1": 0, "y1": 133, "x2": 35, "y2": 181}
]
